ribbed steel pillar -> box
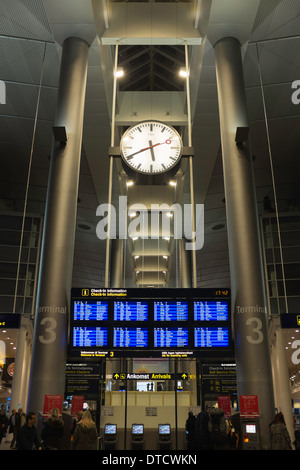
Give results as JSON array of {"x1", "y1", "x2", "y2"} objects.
[
  {"x1": 214, "y1": 37, "x2": 275, "y2": 449},
  {"x1": 27, "y1": 37, "x2": 89, "y2": 414}
]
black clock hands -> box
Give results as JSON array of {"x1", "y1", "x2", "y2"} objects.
[{"x1": 149, "y1": 140, "x2": 156, "y2": 161}]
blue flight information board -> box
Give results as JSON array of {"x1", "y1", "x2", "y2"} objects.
[
  {"x1": 194, "y1": 327, "x2": 229, "y2": 348},
  {"x1": 154, "y1": 327, "x2": 189, "y2": 347},
  {"x1": 194, "y1": 301, "x2": 228, "y2": 321},
  {"x1": 154, "y1": 301, "x2": 188, "y2": 321},
  {"x1": 114, "y1": 301, "x2": 148, "y2": 321},
  {"x1": 72, "y1": 326, "x2": 108, "y2": 347},
  {"x1": 73, "y1": 301, "x2": 108, "y2": 321},
  {"x1": 70, "y1": 288, "x2": 232, "y2": 357},
  {"x1": 113, "y1": 327, "x2": 148, "y2": 348}
]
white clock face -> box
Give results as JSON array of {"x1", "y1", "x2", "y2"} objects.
[{"x1": 120, "y1": 121, "x2": 182, "y2": 174}]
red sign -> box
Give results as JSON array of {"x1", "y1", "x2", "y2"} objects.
[
  {"x1": 240, "y1": 395, "x2": 259, "y2": 417},
  {"x1": 218, "y1": 396, "x2": 231, "y2": 417},
  {"x1": 43, "y1": 395, "x2": 63, "y2": 417},
  {"x1": 71, "y1": 396, "x2": 85, "y2": 417}
]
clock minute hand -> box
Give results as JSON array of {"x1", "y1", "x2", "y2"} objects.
[{"x1": 148, "y1": 140, "x2": 155, "y2": 161}]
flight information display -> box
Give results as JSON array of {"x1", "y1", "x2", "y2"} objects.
[
  {"x1": 72, "y1": 326, "x2": 108, "y2": 347},
  {"x1": 194, "y1": 301, "x2": 228, "y2": 321},
  {"x1": 69, "y1": 287, "x2": 232, "y2": 357},
  {"x1": 73, "y1": 300, "x2": 108, "y2": 321},
  {"x1": 154, "y1": 327, "x2": 189, "y2": 347},
  {"x1": 194, "y1": 327, "x2": 229, "y2": 348},
  {"x1": 113, "y1": 327, "x2": 148, "y2": 348},
  {"x1": 154, "y1": 301, "x2": 188, "y2": 321},
  {"x1": 114, "y1": 301, "x2": 148, "y2": 321}
]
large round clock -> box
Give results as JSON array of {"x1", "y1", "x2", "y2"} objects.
[{"x1": 120, "y1": 120, "x2": 183, "y2": 175}]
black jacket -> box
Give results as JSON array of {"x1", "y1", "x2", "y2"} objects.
[
  {"x1": 17, "y1": 424, "x2": 40, "y2": 450},
  {"x1": 41, "y1": 417, "x2": 64, "y2": 449}
]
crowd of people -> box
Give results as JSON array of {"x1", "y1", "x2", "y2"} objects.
[
  {"x1": 185, "y1": 409, "x2": 295, "y2": 451},
  {"x1": 0, "y1": 402, "x2": 296, "y2": 450},
  {"x1": 0, "y1": 404, "x2": 98, "y2": 450}
]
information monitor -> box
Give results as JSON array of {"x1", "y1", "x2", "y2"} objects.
[
  {"x1": 69, "y1": 287, "x2": 232, "y2": 358},
  {"x1": 132, "y1": 424, "x2": 144, "y2": 435},
  {"x1": 158, "y1": 424, "x2": 171, "y2": 435},
  {"x1": 113, "y1": 327, "x2": 148, "y2": 348},
  {"x1": 105, "y1": 424, "x2": 117, "y2": 435},
  {"x1": 154, "y1": 301, "x2": 188, "y2": 321}
]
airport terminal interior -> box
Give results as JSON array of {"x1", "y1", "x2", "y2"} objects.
[{"x1": 0, "y1": 0, "x2": 300, "y2": 451}]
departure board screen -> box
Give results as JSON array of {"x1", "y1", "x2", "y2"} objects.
[
  {"x1": 194, "y1": 301, "x2": 228, "y2": 321},
  {"x1": 73, "y1": 301, "x2": 108, "y2": 321},
  {"x1": 72, "y1": 327, "x2": 108, "y2": 347},
  {"x1": 154, "y1": 327, "x2": 189, "y2": 347},
  {"x1": 194, "y1": 327, "x2": 229, "y2": 348},
  {"x1": 154, "y1": 301, "x2": 188, "y2": 321},
  {"x1": 114, "y1": 301, "x2": 148, "y2": 321},
  {"x1": 69, "y1": 287, "x2": 232, "y2": 357},
  {"x1": 113, "y1": 327, "x2": 148, "y2": 348}
]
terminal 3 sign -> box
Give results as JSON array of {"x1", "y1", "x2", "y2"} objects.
[{"x1": 69, "y1": 287, "x2": 232, "y2": 359}]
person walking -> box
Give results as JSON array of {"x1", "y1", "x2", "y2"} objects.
[
  {"x1": 185, "y1": 411, "x2": 196, "y2": 450},
  {"x1": 71, "y1": 410, "x2": 98, "y2": 450},
  {"x1": 0, "y1": 405, "x2": 9, "y2": 445},
  {"x1": 41, "y1": 408, "x2": 64, "y2": 450},
  {"x1": 8, "y1": 408, "x2": 21, "y2": 448},
  {"x1": 16, "y1": 412, "x2": 41, "y2": 450},
  {"x1": 269, "y1": 412, "x2": 292, "y2": 450}
]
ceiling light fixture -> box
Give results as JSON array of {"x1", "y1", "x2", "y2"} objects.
[
  {"x1": 114, "y1": 67, "x2": 124, "y2": 78},
  {"x1": 179, "y1": 67, "x2": 189, "y2": 78}
]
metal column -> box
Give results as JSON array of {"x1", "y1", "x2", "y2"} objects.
[
  {"x1": 110, "y1": 238, "x2": 124, "y2": 287},
  {"x1": 214, "y1": 37, "x2": 275, "y2": 449},
  {"x1": 179, "y1": 238, "x2": 192, "y2": 288},
  {"x1": 27, "y1": 37, "x2": 89, "y2": 414}
]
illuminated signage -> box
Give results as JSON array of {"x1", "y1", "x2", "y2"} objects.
[{"x1": 69, "y1": 288, "x2": 232, "y2": 358}]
